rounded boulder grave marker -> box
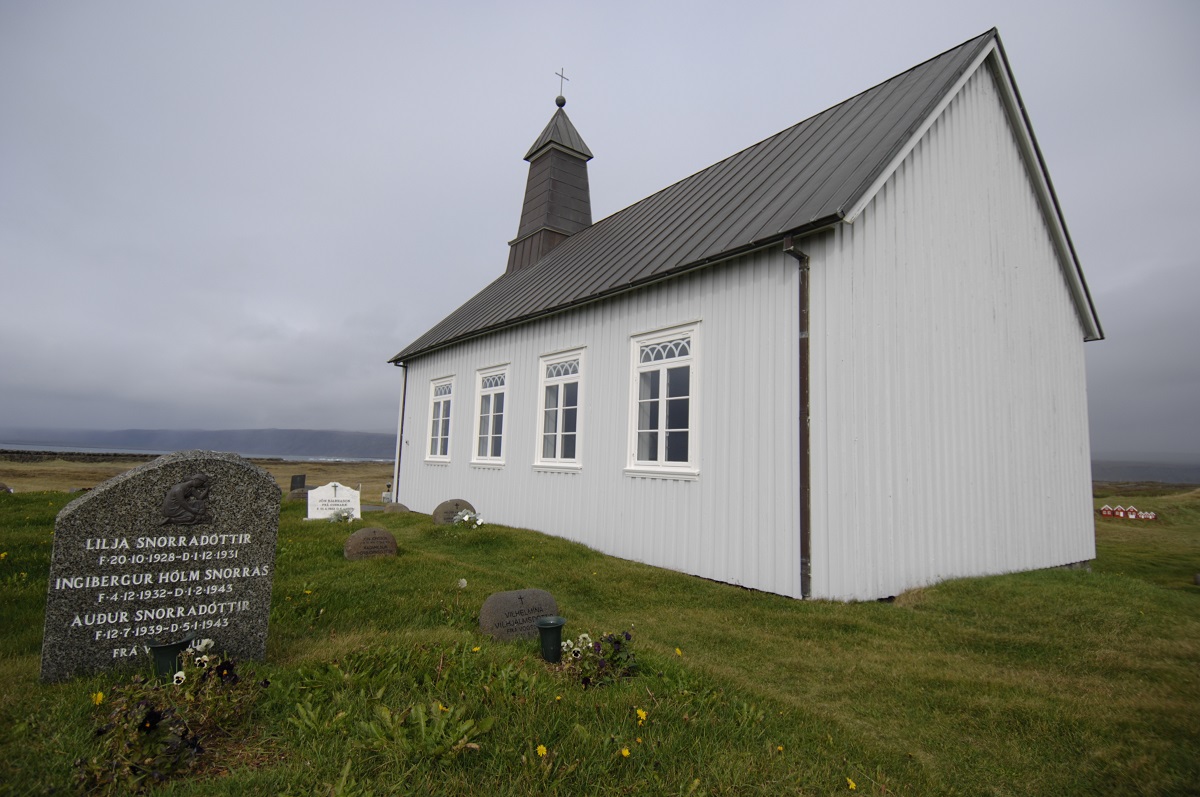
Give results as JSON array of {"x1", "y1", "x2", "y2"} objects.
[
  {"x1": 432, "y1": 499, "x2": 475, "y2": 525},
  {"x1": 343, "y1": 527, "x2": 398, "y2": 561}
]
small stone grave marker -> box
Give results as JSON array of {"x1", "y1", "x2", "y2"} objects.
[
  {"x1": 479, "y1": 588, "x2": 558, "y2": 641},
  {"x1": 40, "y1": 450, "x2": 281, "y2": 683},
  {"x1": 384, "y1": 503, "x2": 410, "y2": 514},
  {"x1": 307, "y1": 482, "x2": 361, "y2": 520},
  {"x1": 290, "y1": 474, "x2": 307, "y2": 491},
  {"x1": 344, "y1": 527, "x2": 398, "y2": 560},
  {"x1": 432, "y1": 498, "x2": 475, "y2": 525}
]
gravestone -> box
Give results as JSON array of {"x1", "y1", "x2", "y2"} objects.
[
  {"x1": 307, "y1": 482, "x2": 361, "y2": 520},
  {"x1": 286, "y1": 488, "x2": 308, "y2": 502},
  {"x1": 479, "y1": 588, "x2": 558, "y2": 641},
  {"x1": 343, "y1": 527, "x2": 398, "y2": 560},
  {"x1": 40, "y1": 450, "x2": 281, "y2": 683},
  {"x1": 384, "y1": 503, "x2": 410, "y2": 514},
  {"x1": 289, "y1": 474, "x2": 306, "y2": 491},
  {"x1": 432, "y1": 498, "x2": 475, "y2": 525}
]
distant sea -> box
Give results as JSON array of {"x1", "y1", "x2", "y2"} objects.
[
  {"x1": 0, "y1": 428, "x2": 394, "y2": 462},
  {"x1": 0, "y1": 443, "x2": 389, "y2": 463},
  {"x1": 1091, "y1": 460, "x2": 1200, "y2": 485}
]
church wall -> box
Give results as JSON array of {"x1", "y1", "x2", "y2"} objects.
[
  {"x1": 398, "y1": 247, "x2": 806, "y2": 598},
  {"x1": 805, "y1": 59, "x2": 1096, "y2": 600}
]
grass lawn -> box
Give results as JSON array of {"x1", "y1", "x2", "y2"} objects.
[{"x1": 0, "y1": 482, "x2": 1197, "y2": 796}]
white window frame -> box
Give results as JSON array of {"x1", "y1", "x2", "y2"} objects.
[
  {"x1": 626, "y1": 322, "x2": 699, "y2": 479},
  {"x1": 426, "y1": 377, "x2": 454, "y2": 463},
  {"x1": 534, "y1": 348, "x2": 584, "y2": 471},
  {"x1": 471, "y1": 364, "x2": 509, "y2": 466}
]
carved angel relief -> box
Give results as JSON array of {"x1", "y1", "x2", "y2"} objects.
[{"x1": 158, "y1": 474, "x2": 213, "y2": 525}]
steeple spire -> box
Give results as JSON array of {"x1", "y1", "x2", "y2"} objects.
[{"x1": 506, "y1": 93, "x2": 593, "y2": 274}]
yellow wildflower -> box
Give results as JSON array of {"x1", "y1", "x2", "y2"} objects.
[
  {"x1": 636, "y1": 737, "x2": 643, "y2": 744},
  {"x1": 621, "y1": 747, "x2": 630, "y2": 758},
  {"x1": 636, "y1": 707, "x2": 647, "y2": 725},
  {"x1": 777, "y1": 745, "x2": 783, "y2": 753},
  {"x1": 91, "y1": 691, "x2": 104, "y2": 706},
  {"x1": 555, "y1": 695, "x2": 562, "y2": 701},
  {"x1": 536, "y1": 744, "x2": 547, "y2": 757},
  {"x1": 472, "y1": 646, "x2": 481, "y2": 652},
  {"x1": 847, "y1": 776, "x2": 857, "y2": 790},
  {"x1": 0, "y1": 552, "x2": 7, "y2": 561},
  {"x1": 675, "y1": 647, "x2": 683, "y2": 657}
]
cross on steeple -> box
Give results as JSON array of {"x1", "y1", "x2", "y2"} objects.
[{"x1": 556, "y1": 68, "x2": 569, "y2": 95}]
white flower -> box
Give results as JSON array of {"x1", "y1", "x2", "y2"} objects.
[
  {"x1": 193, "y1": 638, "x2": 214, "y2": 652},
  {"x1": 577, "y1": 633, "x2": 592, "y2": 646},
  {"x1": 173, "y1": 671, "x2": 186, "y2": 685},
  {"x1": 457, "y1": 578, "x2": 468, "y2": 590},
  {"x1": 197, "y1": 655, "x2": 210, "y2": 667},
  {"x1": 561, "y1": 639, "x2": 574, "y2": 651}
]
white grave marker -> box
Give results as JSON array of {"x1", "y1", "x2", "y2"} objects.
[{"x1": 307, "y1": 481, "x2": 361, "y2": 520}]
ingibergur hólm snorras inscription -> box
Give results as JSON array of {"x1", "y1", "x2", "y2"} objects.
[{"x1": 40, "y1": 450, "x2": 280, "y2": 683}]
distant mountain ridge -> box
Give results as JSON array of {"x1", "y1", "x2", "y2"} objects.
[{"x1": 0, "y1": 428, "x2": 394, "y2": 460}]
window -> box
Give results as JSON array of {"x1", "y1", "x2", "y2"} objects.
[
  {"x1": 472, "y1": 367, "x2": 507, "y2": 464},
  {"x1": 536, "y1": 350, "x2": 583, "y2": 468},
  {"x1": 629, "y1": 324, "x2": 698, "y2": 476},
  {"x1": 427, "y1": 378, "x2": 453, "y2": 461}
]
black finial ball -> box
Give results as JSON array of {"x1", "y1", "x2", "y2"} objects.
[{"x1": 555, "y1": 95, "x2": 566, "y2": 108}]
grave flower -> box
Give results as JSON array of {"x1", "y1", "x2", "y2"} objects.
[
  {"x1": 140, "y1": 708, "x2": 163, "y2": 733},
  {"x1": 173, "y1": 671, "x2": 186, "y2": 686}
]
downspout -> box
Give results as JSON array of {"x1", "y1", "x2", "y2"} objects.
[
  {"x1": 783, "y1": 236, "x2": 811, "y2": 598},
  {"x1": 391, "y1": 362, "x2": 408, "y2": 506}
]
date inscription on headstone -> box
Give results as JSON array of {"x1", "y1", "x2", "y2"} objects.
[{"x1": 40, "y1": 450, "x2": 281, "y2": 683}]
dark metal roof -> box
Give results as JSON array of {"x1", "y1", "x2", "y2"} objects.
[
  {"x1": 524, "y1": 106, "x2": 593, "y2": 161},
  {"x1": 393, "y1": 30, "x2": 998, "y2": 364}
]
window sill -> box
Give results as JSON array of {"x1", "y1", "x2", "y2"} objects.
[
  {"x1": 425, "y1": 459, "x2": 450, "y2": 466},
  {"x1": 470, "y1": 461, "x2": 505, "y2": 470},
  {"x1": 623, "y1": 466, "x2": 699, "y2": 482},
  {"x1": 533, "y1": 463, "x2": 582, "y2": 474}
]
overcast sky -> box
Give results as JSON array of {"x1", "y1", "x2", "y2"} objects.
[{"x1": 1, "y1": 1, "x2": 1197, "y2": 460}]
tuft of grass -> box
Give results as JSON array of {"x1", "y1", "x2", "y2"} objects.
[{"x1": 0, "y1": 485, "x2": 1197, "y2": 795}]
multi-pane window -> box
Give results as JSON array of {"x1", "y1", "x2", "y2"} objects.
[
  {"x1": 630, "y1": 325, "x2": 697, "y2": 472},
  {"x1": 473, "y1": 368, "x2": 507, "y2": 462},
  {"x1": 427, "y1": 379, "x2": 453, "y2": 460},
  {"x1": 537, "y1": 352, "x2": 582, "y2": 465}
]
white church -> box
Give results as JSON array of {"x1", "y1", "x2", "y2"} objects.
[{"x1": 389, "y1": 29, "x2": 1103, "y2": 601}]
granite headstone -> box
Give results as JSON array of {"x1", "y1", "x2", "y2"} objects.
[
  {"x1": 307, "y1": 482, "x2": 361, "y2": 520},
  {"x1": 479, "y1": 588, "x2": 558, "y2": 641},
  {"x1": 40, "y1": 450, "x2": 281, "y2": 683},
  {"x1": 343, "y1": 527, "x2": 398, "y2": 560},
  {"x1": 432, "y1": 498, "x2": 475, "y2": 525},
  {"x1": 289, "y1": 474, "x2": 307, "y2": 491}
]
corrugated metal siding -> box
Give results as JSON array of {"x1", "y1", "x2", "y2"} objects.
[
  {"x1": 398, "y1": 248, "x2": 805, "y2": 597},
  {"x1": 806, "y1": 61, "x2": 1095, "y2": 601}
]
